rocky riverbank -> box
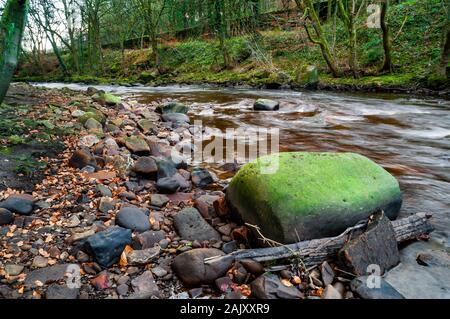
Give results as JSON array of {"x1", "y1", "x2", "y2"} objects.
[{"x1": 0, "y1": 83, "x2": 437, "y2": 300}]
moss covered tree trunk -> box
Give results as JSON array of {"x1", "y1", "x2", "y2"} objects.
[
  {"x1": 380, "y1": 0, "x2": 393, "y2": 73},
  {"x1": 0, "y1": 0, "x2": 29, "y2": 104}
]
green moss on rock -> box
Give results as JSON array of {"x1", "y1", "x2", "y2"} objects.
[{"x1": 226, "y1": 152, "x2": 402, "y2": 243}]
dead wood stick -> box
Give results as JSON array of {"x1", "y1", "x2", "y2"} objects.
[{"x1": 205, "y1": 213, "x2": 433, "y2": 267}]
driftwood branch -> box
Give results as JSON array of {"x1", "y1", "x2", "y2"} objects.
[{"x1": 205, "y1": 213, "x2": 433, "y2": 267}]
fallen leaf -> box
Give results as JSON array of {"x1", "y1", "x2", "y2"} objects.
[{"x1": 281, "y1": 278, "x2": 293, "y2": 287}]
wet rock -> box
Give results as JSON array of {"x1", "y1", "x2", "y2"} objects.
[
  {"x1": 46, "y1": 284, "x2": 79, "y2": 300},
  {"x1": 320, "y1": 261, "x2": 335, "y2": 286},
  {"x1": 162, "y1": 113, "x2": 190, "y2": 126},
  {"x1": 339, "y1": 213, "x2": 400, "y2": 276},
  {"x1": 116, "y1": 207, "x2": 151, "y2": 233},
  {"x1": 0, "y1": 208, "x2": 14, "y2": 225},
  {"x1": 194, "y1": 194, "x2": 220, "y2": 219},
  {"x1": 130, "y1": 271, "x2": 161, "y2": 299},
  {"x1": 174, "y1": 207, "x2": 221, "y2": 242},
  {"x1": 76, "y1": 250, "x2": 90, "y2": 262},
  {"x1": 25, "y1": 264, "x2": 76, "y2": 288},
  {"x1": 151, "y1": 194, "x2": 169, "y2": 208},
  {"x1": 191, "y1": 167, "x2": 215, "y2": 188},
  {"x1": 384, "y1": 244, "x2": 450, "y2": 299},
  {"x1": 156, "y1": 176, "x2": 180, "y2": 194},
  {"x1": 98, "y1": 197, "x2": 115, "y2": 214},
  {"x1": 125, "y1": 136, "x2": 150, "y2": 155},
  {"x1": 69, "y1": 149, "x2": 97, "y2": 169},
  {"x1": 350, "y1": 276, "x2": 405, "y2": 299},
  {"x1": 322, "y1": 284, "x2": 343, "y2": 299},
  {"x1": 84, "y1": 226, "x2": 132, "y2": 267},
  {"x1": 5, "y1": 264, "x2": 24, "y2": 276},
  {"x1": 250, "y1": 274, "x2": 303, "y2": 299},
  {"x1": 32, "y1": 256, "x2": 48, "y2": 268},
  {"x1": 156, "y1": 102, "x2": 188, "y2": 114},
  {"x1": 135, "y1": 230, "x2": 165, "y2": 249},
  {"x1": 84, "y1": 117, "x2": 103, "y2": 131},
  {"x1": 0, "y1": 195, "x2": 34, "y2": 216},
  {"x1": 172, "y1": 248, "x2": 233, "y2": 286},
  {"x1": 127, "y1": 247, "x2": 160, "y2": 265},
  {"x1": 133, "y1": 157, "x2": 158, "y2": 177},
  {"x1": 253, "y1": 99, "x2": 280, "y2": 111}
]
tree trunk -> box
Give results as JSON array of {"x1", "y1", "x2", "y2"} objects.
[
  {"x1": 380, "y1": 0, "x2": 393, "y2": 73},
  {"x1": 0, "y1": 0, "x2": 29, "y2": 104},
  {"x1": 437, "y1": 2, "x2": 450, "y2": 78},
  {"x1": 297, "y1": 0, "x2": 341, "y2": 77},
  {"x1": 205, "y1": 213, "x2": 433, "y2": 267}
]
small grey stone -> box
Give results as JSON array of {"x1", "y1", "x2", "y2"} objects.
[
  {"x1": 5, "y1": 264, "x2": 24, "y2": 276},
  {"x1": 174, "y1": 207, "x2": 221, "y2": 242},
  {"x1": 46, "y1": 284, "x2": 79, "y2": 299}
]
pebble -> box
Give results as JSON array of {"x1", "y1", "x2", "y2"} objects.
[
  {"x1": 130, "y1": 271, "x2": 161, "y2": 299},
  {"x1": 150, "y1": 194, "x2": 170, "y2": 208},
  {"x1": 84, "y1": 226, "x2": 132, "y2": 267},
  {"x1": 96, "y1": 184, "x2": 112, "y2": 197},
  {"x1": 46, "y1": 284, "x2": 79, "y2": 299},
  {"x1": 117, "y1": 284, "x2": 129, "y2": 296},
  {"x1": 5, "y1": 264, "x2": 24, "y2": 276},
  {"x1": 151, "y1": 266, "x2": 168, "y2": 278},
  {"x1": 191, "y1": 167, "x2": 214, "y2": 188},
  {"x1": 32, "y1": 256, "x2": 48, "y2": 268},
  {"x1": 127, "y1": 246, "x2": 160, "y2": 265},
  {"x1": 156, "y1": 176, "x2": 180, "y2": 194},
  {"x1": 0, "y1": 208, "x2": 14, "y2": 225},
  {"x1": 116, "y1": 207, "x2": 151, "y2": 233},
  {"x1": 173, "y1": 207, "x2": 221, "y2": 242},
  {"x1": 172, "y1": 248, "x2": 233, "y2": 286},
  {"x1": 0, "y1": 195, "x2": 35, "y2": 216},
  {"x1": 135, "y1": 230, "x2": 165, "y2": 249}
]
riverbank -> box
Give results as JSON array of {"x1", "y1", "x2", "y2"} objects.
[{"x1": 0, "y1": 83, "x2": 448, "y2": 299}]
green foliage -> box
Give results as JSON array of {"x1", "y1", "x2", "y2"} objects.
[{"x1": 13, "y1": 154, "x2": 47, "y2": 176}]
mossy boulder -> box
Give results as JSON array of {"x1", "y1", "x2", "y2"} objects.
[
  {"x1": 226, "y1": 152, "x2": 402, "y2": 244},
  {"x1": 78, "y1": 109, "x2": 106, "y2": 125},
  {"x1": 92, "y1": 93, "x2": 121, "y2": 106},
  {"x1": 156, "y1": 102, "x2": 188, "y2": 114}
]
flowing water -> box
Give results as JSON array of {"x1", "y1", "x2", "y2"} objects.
[{"x1": 34, "y1": 82, "x2": 450, "y2": 296}]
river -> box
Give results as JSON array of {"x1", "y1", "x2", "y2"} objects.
[{"x1": 33, "y1": 82, "x2": 450, "y2": 298}]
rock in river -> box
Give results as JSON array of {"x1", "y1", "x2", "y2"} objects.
[
  {"x1": 156, "y1": 102, "x2": 188, "y2": 114},
  {"x1": 172, "y1": 248, "x2": 233, "y2": 286},
  {"x1": 161, "y1": 113, "x2": 190, "y2": 125},
  {"x1": 116, "y1": 207, "x2": 151, "y2": 233},
  {"x1": 350, "y1": 276, "x2": 404, "y2": 299},
  {"x1": 253, "y1": 99, "x2": 280, "y2": 111},
  {"x1": 84, "y1": 226, "x2": 132, "y2": 267},
  {"x1": 174, "y1": 207, "x2": 221, "y2": 242},
  {"x1": 226, "y1": 152, "x2": 402, "y2": 243},
  {"x1": 0, "y1": 195, "x2": 35, "y2": 216}
]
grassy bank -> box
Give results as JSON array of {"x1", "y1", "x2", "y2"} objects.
[{"x1": 16, "y1": 0, "x2": 449, "y2": 94}]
